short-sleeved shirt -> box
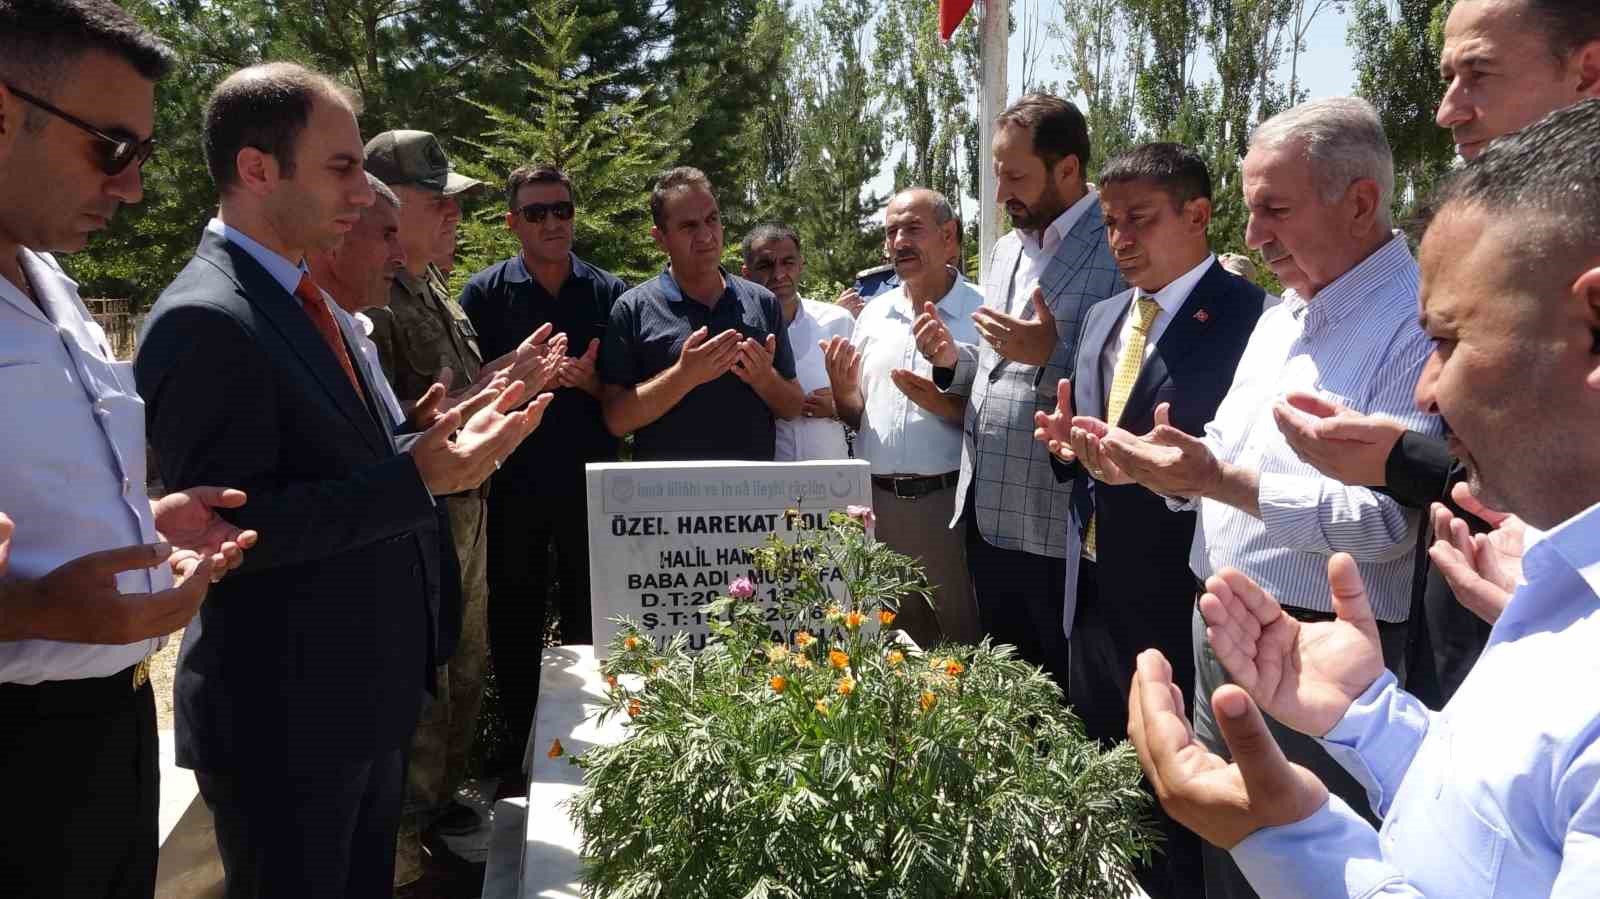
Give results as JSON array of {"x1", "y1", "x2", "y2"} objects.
[
  {"x1": 775, "y1": 298, "x2": 853, "y2": 462},
  {"x1": 598, "y1": 268, "x2": 797, "y2": 462},
  {"x1": 460, "y1": 252, "x2": 627, "y2": 499}
]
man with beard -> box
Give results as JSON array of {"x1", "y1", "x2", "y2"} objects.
[
  {"x1": 1073, "y1": 97, "x2": 1444, "y2": 899},
  {"x1": 1269, "y1": 0, "x2": 1600, "y2": 707},
  {"x1": 910, "y1": 94, "x2": 1124, "y2": 687},
  {"x1": 819, "y1": 188, "x2": 983, "y2": 647},
  {"x1": 460, "y1": 164, "x2": 627, "y2": 780},
  {"x1": 599, "y1": 166, "x2": 802, "y2": 461},
  {"x1": 1129, "y1": 96, "x2": 1600, "y2": 899},
  {"x1": 740, "y1": 223, "x2": 853, "y2": 461},
  {"x1": 135, "y1": 63, "x2": 551, "y2": 894}
]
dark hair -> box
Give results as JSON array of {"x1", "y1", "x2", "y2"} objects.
[
  {"x1": 0, "y1": 0, "x2": 172, "y2": 105},
  {"x1": 1425, "y1": 98, "x2": 1600, "y2": 274},
  {"x1": 1099, "y1": 142, "x2": 1213, "y2": 208},
  {"x1": 650, "y1": 166, "x2": 714, "y2": 228},
  {"x1": 740, "y1": 224, "x2": 802, "y2": 266},
  {"x1": 203, "y1": 62, "x2": 359, "y2": 192},
  {"x1": 995, "y1": 93, "x2": 1092, "y2": 177},
  {"x1": 1519, "y1": 0, "x2": 1600, "y2": 62},
  {"x1": 506, "y1": 164, "x2": 573, "y2": 209}
]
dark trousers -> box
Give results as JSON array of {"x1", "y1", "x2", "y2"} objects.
[
  {"x1": 196, "y1": 746, "x2": 407, "y2": 899},
  {"x1": 964, "y1": 509, "x2": 1069, "y2": 690},
  {"x1": 0, "y1": 672, "x2": 158, "y2": 899},
  {"x1": 487, "y1": 490, "x2": 592, "y2": 773},
  {"x1": 1192, "y1": 606, "x2": 1410, "y2": 899},
  {"x1": 1067, "y1": 561, "x2": 1204, "y2": 899}
]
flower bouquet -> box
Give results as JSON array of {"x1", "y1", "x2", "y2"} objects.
[{"x1": 568, "y1": 509, "x2": 1156, "y2": 898}]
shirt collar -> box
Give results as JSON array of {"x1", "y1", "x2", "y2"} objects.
[
  {"x1": 1282, "y1": 231, "x2": 1414, "y2": 331},
  {"x1": 889, "y1": 270, "x2": 971, "y2": 320},
  {"x1": 1136, "y1": 254, "x2": 1215, "y2": 319},
  {"x1": 659, "y1": 266, "x2": 731, "y2": 304},
  {"x1": 1019, "y1": 188, "x2": 1099, "y2": 254},
  {"x1": 394, "y1": 266, "x2": 429, "y2": 299},
  {"x1": 1522, "y1": 500, "x2": 1600, "y2": 608},
  {"x1": 206, "y1": 218, "x2": 308, "y2": 297},
  {"x1": 505, "y1": 251, "x2": 582, "y2": 287}
]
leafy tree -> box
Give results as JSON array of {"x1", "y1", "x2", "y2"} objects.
[
  {"x1": 874, "y1": 0, "x2": 980, "y2": 206},
  {"x1": 1350, "y1": 0, "x2": 1457, "y2": 210}
]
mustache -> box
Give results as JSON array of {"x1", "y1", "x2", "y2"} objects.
[{"x1": 1260, "y1": 242, "x2": 1290, "y2": 264}]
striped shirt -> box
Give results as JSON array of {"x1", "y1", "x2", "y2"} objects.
[{"x1": 1180, "y1": 233, "x2": 1442, "y2": 622}]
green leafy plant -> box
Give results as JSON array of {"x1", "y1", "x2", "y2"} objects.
[{"x1": 569, "y1": 510, "x2": 1157, "y2": 898}]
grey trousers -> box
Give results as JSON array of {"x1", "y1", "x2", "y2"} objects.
[
  {"x1": 872, "y1": 481, "x2": 981, "y2": 647},
  {"x1": 1190, "y1": 604, "x2": 1409, "y2": 899}
]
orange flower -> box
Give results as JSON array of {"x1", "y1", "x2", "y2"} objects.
[
  {"x1": 878, "y1": 610, "x2": 897, "y2": 627},
  {"x1": 794, "y1": 630, "x2": 816, "y2": 649},
  {"x1": 623, "y1": 635, "x2": 641, "y2": 651},
  {"x1": 886, "y1": 650, "x2": 905, "y2": 667},
  {"x1": 814, "y1": 698, "x2": 830, "y2": 716},
  {"x1": 836, "y1": 675, "x2": 856, "y2": 696},
  {"x1": 919, "y1": 691, "x2": 937, "y2": 713},
  {"x1": 828, "y1": 649, "x2": 850, "y2": 670},
  {"x1": 605, "y1": 675, "x2": 618, "y2": 689},
  {"x1": 627, "y1": 699, "x2": 642, "y2": 717},
  {"x1": 844, "y1": 610, "x2": 866, "y2": 631},
  {"x1": 547, "y1": 738, "x2": 565, "y2": 759},
  {"x1": 944, "y1": 659, "x2": 966, "y2": 678},
  {"x1": 770, "y1": 674, "x2": 788, "y2": 694}
]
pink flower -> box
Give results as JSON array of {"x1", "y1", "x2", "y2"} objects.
[
  {"x1": 845, "y1": 505, "x2": 876, "y2": 529},
  {"x1": 729, "y1": 576, "x2": 755, "y2": 600}
]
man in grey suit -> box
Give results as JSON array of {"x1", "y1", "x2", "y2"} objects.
[{"x1": 913, "y1": 93, "x2": 1125, "y2": 686}]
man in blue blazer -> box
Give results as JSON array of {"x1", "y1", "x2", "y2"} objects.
[
  {"x1": 1036, "y1": 143, "x2": 1267, "y2": 899},
  {"x1": 135, "y1": 63, "x2": 551, "y2": 897}
]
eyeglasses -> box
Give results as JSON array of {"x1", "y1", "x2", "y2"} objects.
[
  {"x1": 5, "y1": 83, "x2": 157, "y2": 175},
  {"x1": 516, "y1": 200, "x2": 575, "y2": 224}
]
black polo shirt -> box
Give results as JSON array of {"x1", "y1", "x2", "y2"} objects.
[
  {"x1": 460, "y1": 252, "x2": 627, "y2": 498},
  {"x1": 598, "y1": 268, "x2": 797, "y2": 461}
]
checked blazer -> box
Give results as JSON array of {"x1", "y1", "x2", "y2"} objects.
[{"x1": 937, "y1": 201, "x2": 1125, "y2": 558}]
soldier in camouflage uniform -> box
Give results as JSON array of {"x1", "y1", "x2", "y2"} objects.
[{"x1": 362, "y1": 129, "x2": 489, "y2": 885}]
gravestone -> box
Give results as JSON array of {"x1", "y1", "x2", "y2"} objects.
[{"x1": 585, "y1": 460, "x2": 872, "y2": 650}]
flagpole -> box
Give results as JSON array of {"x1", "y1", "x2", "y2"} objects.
[{"x1": 977, "y1": 0, "x2": 1008, "y2": 285}]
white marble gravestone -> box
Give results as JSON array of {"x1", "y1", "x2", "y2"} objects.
[{"x1": 584, "y1": 459, "x2": 872, "y2": 650}]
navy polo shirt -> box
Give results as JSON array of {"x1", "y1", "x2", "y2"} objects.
[
  {"x1": 598, "y1": 268, "x2": 797, "y2": 462},
  {"x1": 460, "y1": 251, "x2": 627, "y2": 498}
]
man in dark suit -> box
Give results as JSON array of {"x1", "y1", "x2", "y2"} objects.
[
  {"x1": 1035, "y1": 143, "x2": 1266, "y2": 899},
  {"x1": 135, "y1": 63, "x2": 550, "y2": 898}
]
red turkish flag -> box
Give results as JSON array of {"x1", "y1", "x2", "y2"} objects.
[{"x1": 939, "y1": 0, "x2": 975, "y2": 41}]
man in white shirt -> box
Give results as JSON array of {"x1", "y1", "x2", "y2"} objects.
[
  {"x1": 0, "y1": 3, "x2": 256, "y2": 895},
  {"x1": 1129, "y1": 95, "x2": 1600, "y2": 899},
  {"x1": 1074, "y1": 98, "x2": 1444, "y2": 898},
  {"x1": 740, "y1": 224, "x2": 853, "y2": 461},
  {"x1": 821, "y1": 187, "x2": 982, "y2": 647}
]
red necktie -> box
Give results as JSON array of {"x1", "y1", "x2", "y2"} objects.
[{"x1": 294, "y1": 273, "x2": 366, "y2": 400}]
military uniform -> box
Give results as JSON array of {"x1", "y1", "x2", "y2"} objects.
[
  {"x1": 364, "y1": 125, "x2": 490, "y2": 885},
  {"x1": 367, "y1": 263, "x2": 489, "y2": 830}
]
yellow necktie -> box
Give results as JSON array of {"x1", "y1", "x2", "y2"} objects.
[{"x1": 1084, "y1": 296, "x2": 1160, "y2": 561}]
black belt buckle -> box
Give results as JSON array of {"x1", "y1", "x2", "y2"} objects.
[{"x1": 873, "y1": 472, "x2": 956, "y2": 501}]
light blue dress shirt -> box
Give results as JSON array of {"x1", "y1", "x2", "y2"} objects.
[{"x1": 1232, "y1": 499, "x2": 1600, "y2": 897}]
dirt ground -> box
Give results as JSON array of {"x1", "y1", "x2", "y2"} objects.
[{"x1": 151, "y1": 628, "x2": 181, "y2": 730}]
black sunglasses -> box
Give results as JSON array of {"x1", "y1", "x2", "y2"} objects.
[
  {"x1": 5, "y1": 83, "x2": 156, "y2": 175},
  {"x1": 516, "y1": 200, "x2": 575, "y2": 224}
]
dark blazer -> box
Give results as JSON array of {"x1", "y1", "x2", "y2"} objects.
[
  {"x1": 1053, "y1": 260, "x2": 1265, "y2": 632},
  {"x1": 136, "y1": 229, "x2": 444, "y2": 773}
]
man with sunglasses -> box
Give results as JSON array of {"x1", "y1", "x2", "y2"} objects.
[
  {"x1": 460, "y1": 164, "x2": 628, "y2": 780},
  {"x1": 361, "y1": 128, "x2": 497, "y2": 883},
  {"x1": 0, "y1": 2, "x2": 258, "y2": 896}
]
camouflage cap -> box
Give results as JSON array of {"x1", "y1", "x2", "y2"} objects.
[{"x1": 363, "y1": 129, "x2": 483, "y2": 196}]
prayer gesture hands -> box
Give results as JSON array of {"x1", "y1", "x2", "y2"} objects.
[
  {"x1": 1430, "y1": 482, "x2": 1526, "y2": 624},
  {"x1": 972, "y1": 287, "x2": 1058, "y2": 366}
]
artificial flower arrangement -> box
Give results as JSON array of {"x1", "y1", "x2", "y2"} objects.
[{"x1": 566, "y1": 507, "x2": 1156, "y2": 898}]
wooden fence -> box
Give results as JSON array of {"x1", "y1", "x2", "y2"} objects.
[{"x1": 85, "y1": 298, "x2": 140, "y2": 360}]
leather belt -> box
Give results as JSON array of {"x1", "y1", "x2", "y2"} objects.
[
  {"x1": 0, "y1": 659, "x2": 153, "y2": 715},
  {"x1": 871, "y1": 471, "x2": 959, "y2": 501}
]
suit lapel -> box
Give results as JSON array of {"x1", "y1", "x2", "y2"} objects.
[
  {"x1": 1074, "y1": 291, "x2": 1128, "y2": 422},
  {"x1": 1033, "y1": 204, "x2": 1104, "y2": 312},
  {"x1": 1120, "y1": 260, "x2": 1227, "y2": 427},
  {"x1": 195, "y1": 231, "x2": 390, "y2": 455}
]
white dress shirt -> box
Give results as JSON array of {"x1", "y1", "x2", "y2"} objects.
[
  {"x1": 852, "y1": 275, "x2": 984, "y2": 476},
  {"x1": 331, "y1": 305, "x2": 407, "y2": 430},
  {"x1": 0, "y1": 250, "x2": 172, "y2": 684},
  {"x1": 1097, "y1": 254, "x2": 1216, "y2": 390},
  {"x1": 1232, "y1": 500, "x2": 1600, "y2": 897},
  {"x1": 775, "y1": 298, "x2": 853, "y2": 462},
  {"x1": 1172, "y1": 233, "x2": 1443, "y2": 622},
  {"x1": 1011, "y1": 189, "x2": 1099, "y2": 310}
]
